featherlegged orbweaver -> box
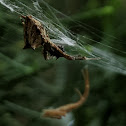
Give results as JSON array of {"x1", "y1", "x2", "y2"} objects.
[{"x1": 21, "y1": 15, "x2": 100, "y2": 60}]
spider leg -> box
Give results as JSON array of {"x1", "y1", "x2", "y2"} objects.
[
  {"x1": 20, "y1": 16, "x2": 26, "y2": 25},
  {"x1": 84, "y1": 57, "x2": 101, "y2": 60},
  {"x1": 20, "y1": 15, "x2": 26, "y2": 19},
  {"x1": 43, "y1": 48, "x2": 48, "y2": 60}
]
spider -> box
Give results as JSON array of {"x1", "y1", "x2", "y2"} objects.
[{"x1": 21, "y1": 15, "x2": 100, "y2": 60}]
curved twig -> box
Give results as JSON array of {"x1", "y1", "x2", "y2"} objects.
[{"x1": 42, "y1": 68, "x2": 90, "y2": 119}]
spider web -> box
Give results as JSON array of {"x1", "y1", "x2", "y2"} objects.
[{"x1": 0, "y1": 0, "x2": 126, "y2": 75}]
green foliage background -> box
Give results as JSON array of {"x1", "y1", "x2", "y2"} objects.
[{"x1": 0, "y1": 0, "x2": 126, "y2": 126}]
